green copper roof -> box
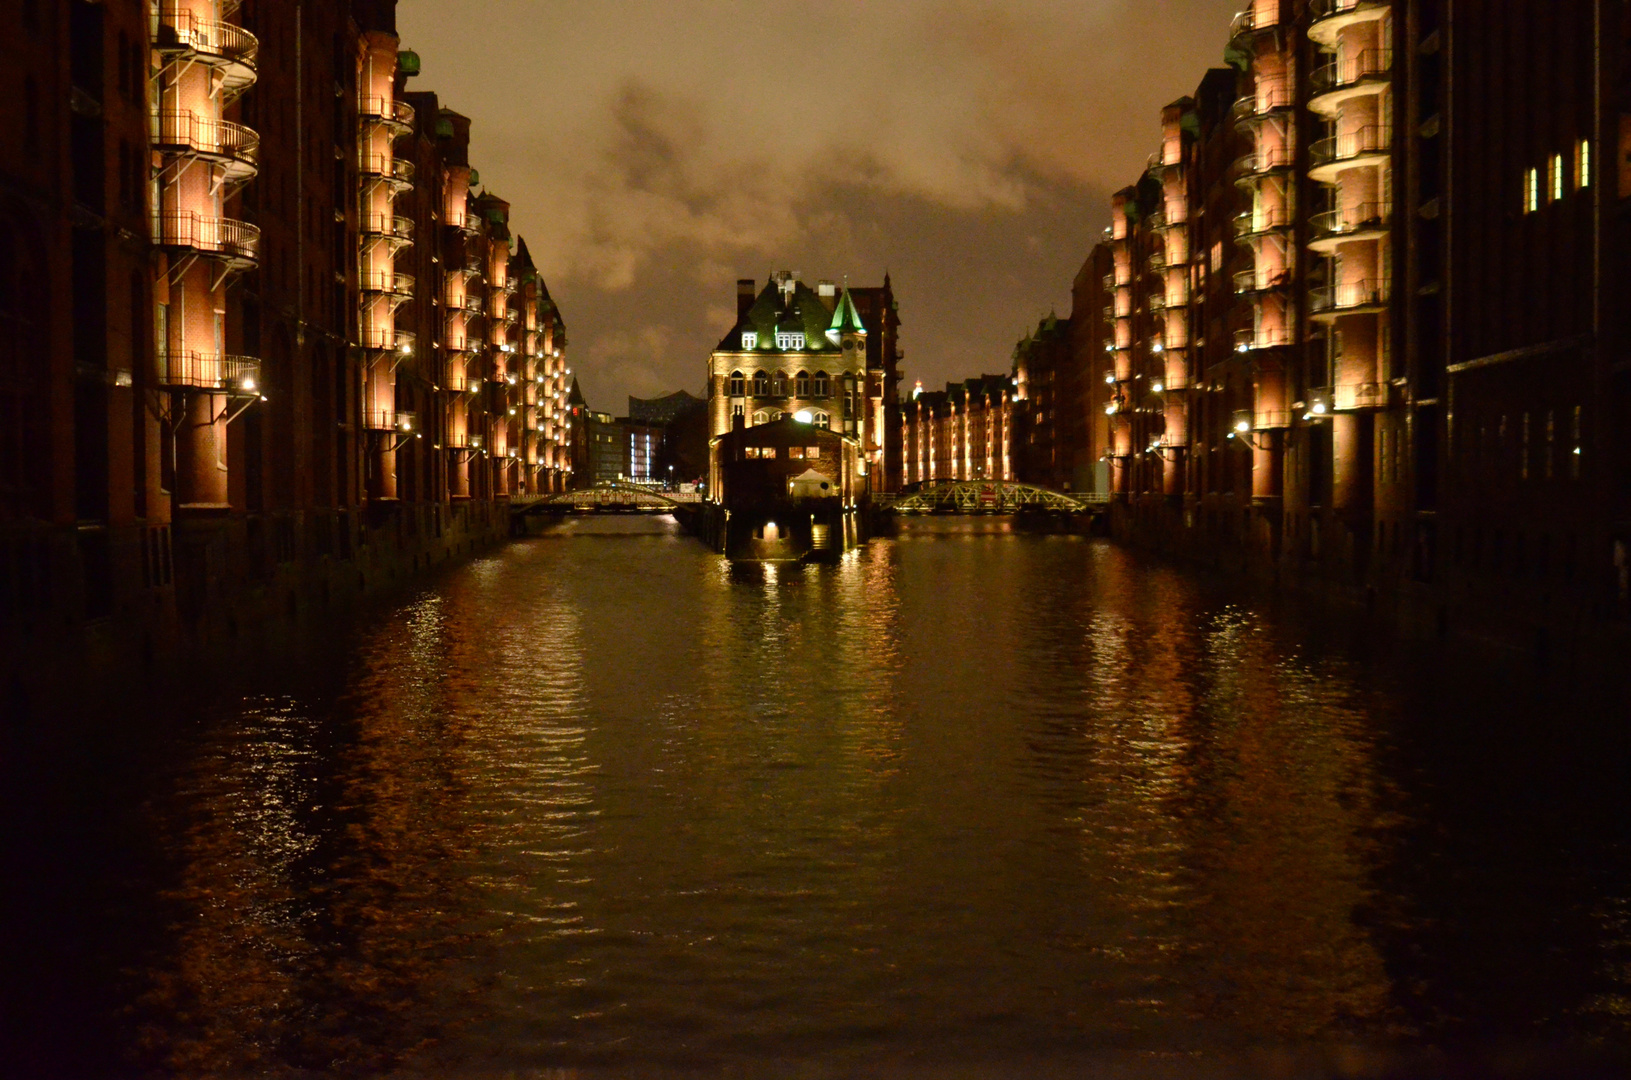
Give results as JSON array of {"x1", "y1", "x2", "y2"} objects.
[
  {"x1": 830, "y1": 286, "x2": 865, "y2": 335},
  {"x1": 715, "y1": 277, "x2": 844, "y2": 353}
]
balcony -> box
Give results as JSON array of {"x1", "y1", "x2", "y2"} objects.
[
  {"x1": 1231, "y1": 207, "x2": 1294, "y2": 241},
  {"x1": 1307, "y1": 201, "x2": 1391, "y2": 252},
  {"x1": 1148, "y1": 250, "x2": 1167, "y2": 273},
  {"x1": 1309, "y1": 49, "x2": 1394, "y2": 116},
  {"x1": 1232, "y1": 83, "x2": 1295, "y2": 128},
  {"x1": 1233, "y1": 326, "x2": 1295, "y2": 353},
  {"x1": 366, "y1": 409, "x2": 418, "y2": 433},
  {"x1": 358, "y1": 95, "x2": 415, "y2": 134},
  {"x1": 1233, "y1": 143, "x2": 1296, "y2": 181},
  {"x1": 155, "y1": 350, "x2": 261, "y2": 394},
  {"x1": 360, "y1": 269, "x2": 414, "y2": 301},
  {"x1": 1308, "y1": 0, "x2": 1392, "y2": 48},
  {"x1": 455, "y1": 292, "x2": 483, "y2": 313},
  {"x1": 1309, "y1": 277, "x2": 1391, "y2": 318},
  {"x1": 156, "y1": 212, "x2": 260, "y2": 269},
  {"x1": 358, "y1": 153, "x2": 414, "y2": 191},
  {"x1": 151, "y1": 111, "x2": 259, "y2": 183},
  {"x1": 1229, "y1": 3, "x2": 1281, "y2": 42},
  {"x1": 359, "y1": 213, "x2": 414, "y2": 245},
  {"x1": 1233, "y1": 267, "x2": 1293, "y2": 294},
  {"x1": 150, "y1": 8, "x2": 257, "y2": 97},
  {"x1": 1308, "y1": 125, "x2": 1392, "y2": 182},
  {"x1": 359, "y1": 326, "x2": 417, "y2": 354}
]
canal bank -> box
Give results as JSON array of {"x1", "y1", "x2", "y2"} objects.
[
  {"x1": 2, "y1": 499, "x2": 514, "y2": 731},
  {"x1": 8, "y1": 515, "x2": 1631, "y2": 1079}
]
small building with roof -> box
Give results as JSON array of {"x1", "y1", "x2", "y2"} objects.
[{"x1": 706, "y1": 415, "x2": 865, "y2": 561}]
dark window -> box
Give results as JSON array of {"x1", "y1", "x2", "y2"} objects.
[{"x1": 728, "y1": 371, "x2": 743, "y2": 396}]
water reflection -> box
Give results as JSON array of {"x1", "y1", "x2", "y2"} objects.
[{"x1": 19, "y1": 515, "x2": 1631, "y2": 1076}]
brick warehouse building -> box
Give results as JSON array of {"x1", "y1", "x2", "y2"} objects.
[
  {"x1": 1063, "y1": 0, "x2": 1631, "y2": 654},
  {"x1": 1, "y1": 0, "x2": 571, "y2": 703}
]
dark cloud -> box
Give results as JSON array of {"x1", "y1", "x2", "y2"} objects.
[{"x1": 397, "y1": 0, "x2": 1243, "y2": 409}]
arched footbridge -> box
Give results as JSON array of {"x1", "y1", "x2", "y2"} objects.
[
  {"x1": 511, "y1": 482, "x2": 701, "y2": 519},
  {"x1": 879, "y1": 480, "x2": 1108, "y2": 514}
]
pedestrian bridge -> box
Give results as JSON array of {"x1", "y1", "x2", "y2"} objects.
[
  {"x1": 511, "y1": 482, "x2": 701, "y2": 517},
  {"x1": 880, "y1": 480, "x2": 1106, "y2": 514}
]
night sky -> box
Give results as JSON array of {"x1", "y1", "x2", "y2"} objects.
[{"x1": 396, "y1": 0, "x2": 1244, "y2": 412}]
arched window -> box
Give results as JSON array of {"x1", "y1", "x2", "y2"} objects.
[
  {"x1": 812, "y1": 371, "x2": 829, "y2": 398},
  {"x1": 752, "y1": 410, "x2": 768, "y2": 425},
  {"x1": 795, "y1": 371, "x2": 809, "y2": 397},
  {"x1": 768, "y1": 410, "x2": 783, "y2": 422},
  {"x1": 814, "y1": 411, "x2": 830, "y2": 428},
  {"x1": 752, "y1": 370, "x2": 769, "y2": 396},
  {"x1": 728, "y1": 371, "x2": 744, "y2": 396},
  {"x1": 772, "y1": 371, "x2": 787, "y2": 396}
]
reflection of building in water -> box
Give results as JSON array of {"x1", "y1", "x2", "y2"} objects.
[{"x1": 706, "y1": 416, "x2": 864, "y2": 561}]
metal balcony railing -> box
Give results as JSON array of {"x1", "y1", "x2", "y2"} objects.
[
  {"x1": 359, "y1": 213, "x2": 414, "y2": 242},
  {"x1": 360, "y1": 270, "x2": 414, "y2": 298},
  {"x1": 358, "y1": 96, "x2": 415, "y2": 131},
  {"x1": 150, "y1": 8, "x2": 259, "y2": 74},
  {"x1": 1148, "y1": 251, "x2": 1167, "y2": 272},
  {"x1": 1235, "y1": 144, "x2": 1296, "y2": 175},
  {"x1": 1309, "y1": 124, "x2": 1392, "y2": 168},
  {"x1": 1229, "y1": 2, "x2": 1280, "y2": 39},
  {"x1": 1233, "y1": 82, "x2": 1295, "y2": 122},
  {"x1": 1308, "y1": 201, "x2": 1391, "y2": 242},
  {"x1": 358, "y1": 154, "x2": 415, "y2": 187},
  {"x1": 1233, "y1": 326, "x2": 1295, "y2": 352},
  {"x1": 454, "y1": 292, "x2": 482, "y2": 312},
  {"x1": 365, "y1": 409, "x2": 418, "y2": 432},
  {"x1": 1309, "y1": 0, "x2": 1388, "y2": 19},
  {"x1": 1310, "y1": 277, "x2": 1392, "y2": 314},
  {"x1": 155, "y1": 350, "x2": 261, "y2": 393},
  {"x1": 152, "y1": 111, "x2": 259, "y2": 177},
  {"x1": 155, "y1": 212, "x2": 260, "y2": 266},
  {"x1": 359, "y1": 326, "x2": 417, "y2": 353},
  {"x1": 1234, "y1": 267, "x2": 1294, "y2": 294},
  {"x1": 1310, "y1": 48, "x2": 1394, "y2": 95},
  {"x1": 1232, "y1": 207, "x2": 1295, "y2": 239}
]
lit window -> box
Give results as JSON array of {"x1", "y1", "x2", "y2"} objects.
[
  {"x1": 752, "y1": 410, "x2": 767, "y2": 425},
  {"x1": 806, "y1": 446, "x2": 820, "y2": 458},
  {"x1": 789, "y1": 447, "x2": 804, "y2": 459},
  {"x1": 1577, "y1": 138, "x2": 1591, "y2": 189},
  {"x1": 1551, "y1": 154, "x2": 1564, "y2": 201},
  {"x1": 1524, "y1": 167, "x2": 1539, "y2": 214},
  {"x1": 741, "y1": 331, "x2": 757, "y2": 350},
  {"x1": 814, "y1": 411, "x2": 829, "y2": 427},
  {"x1": 775, "y1": 331, "x2": 804, "y2": 350}
]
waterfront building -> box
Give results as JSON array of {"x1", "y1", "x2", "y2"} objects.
[
  {"x1": 706, "y1": 272, "x2": 903, "y2": 494},
  {"x1": 1064, "y1": 0, "x2": 1629, "y2": 652},
  {"x1": 900, "y1": 376, "x2": 1014, "y2": 486},
  {"x1": 0, "y1": 0, "x2": 568, "y2": 702},
  {"x1": 1011, "y1": 314, "x2": 1079, "y2": 491}
]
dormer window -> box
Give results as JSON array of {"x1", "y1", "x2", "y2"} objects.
[
  {"x1": 775, "y1": 331, "x2": 804, "y2": 350},
  {"x1": 741, "y1": 331, "x2": 757, "y2": 350}
]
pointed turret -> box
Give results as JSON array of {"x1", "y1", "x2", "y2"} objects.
[{"x1": 830, "y1": 286, "x2": 866, "y2": 335}]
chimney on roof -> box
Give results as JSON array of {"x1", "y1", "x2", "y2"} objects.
[
  {"x1": 737, "y1": 279, "x2": 755, "y2": 319},
  {"x1": 817, "y1": 280, "x2": 837, "y2": 311}
]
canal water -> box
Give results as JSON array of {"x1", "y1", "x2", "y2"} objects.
[{"x1": 9, "y1": 516, "x2": 1631, "y2": 1078}]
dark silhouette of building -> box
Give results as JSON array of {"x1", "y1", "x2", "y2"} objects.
[{"x1": 1, "y1": 0, "x2": 570, "y2": 704}]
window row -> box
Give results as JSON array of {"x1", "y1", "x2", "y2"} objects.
[
  {"x1": 728, "y1": 370, "x2": 857, "y2": 398},
  {"x1": 744, "y1": 445, "x2": 823, "y2": 460},
  {"x1": 1522, "y1": 139, "x2": 1591, "y2": 214}
]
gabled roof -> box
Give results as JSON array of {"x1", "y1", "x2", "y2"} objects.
[{"x1": 715, "y1": 277, "x2": 845, "y2": 354}]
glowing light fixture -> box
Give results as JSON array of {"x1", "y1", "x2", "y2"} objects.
[{"x1": 793, "y1": 409, "x2": 814, "y2": 424}]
